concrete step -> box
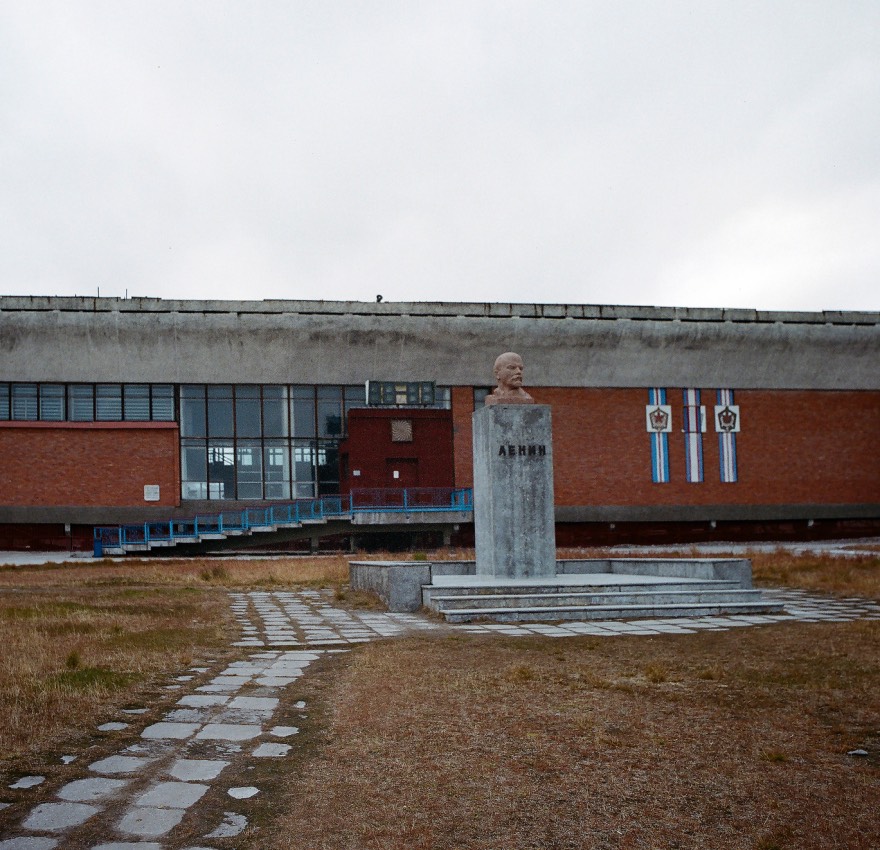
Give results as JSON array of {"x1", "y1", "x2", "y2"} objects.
[
  {"x1": 429, "y1": 588, "x2": 768, "y2": 611},
  {"x1": 248, "y1": 525, "x2": 277, "y2": 533},
  {"x1": 438, "y1": 598, "x2": 784, "y2": 624},
  {"x1": 422, "y1": 579, "x2": 741, "y2": 607}
]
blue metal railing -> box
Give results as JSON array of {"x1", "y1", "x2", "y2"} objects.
[{"x1": 93, "y1": 487, "x2": 473, "y2": 556}]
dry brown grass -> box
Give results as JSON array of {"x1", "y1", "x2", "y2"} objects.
[
  {"x1": 0, "y1": 554, "x2": 351, "y2": 771},
  {"x1": 0, "y1": 583, "x2": 232, "y2": 770},
  {"x1": 262, "y1": 621, "x2": 880, "y2": 850},
  {"x1": 749, "y1": 551, "x2": 880, "y2": 600},
  {"x1": 0, "y1": 554, "x2": 350, "y2": 589}
]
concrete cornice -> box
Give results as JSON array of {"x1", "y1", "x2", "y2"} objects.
[{"x1": 1, "y1": 295, "x2": 878, "y2": 326}]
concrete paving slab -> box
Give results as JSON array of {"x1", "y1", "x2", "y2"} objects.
[
  {"x1": 168, "y1": 760, "x2": 229, "y2": 782},
  {"x1": 97, "y1": 722, "x2": 129, "y2": 732},
  {"x1": 205, "y1": 812, "x2": 248, "y2": 838},
  {"x1": 195, "y1": 723, "x2": 262, "y2": 741},
  {"x1": 57, "y1": 777, "x2": 129, "y2": 802},
  {"x1": 89, "y1": 756, "x2": 152, "y2": 775},
  {"x1": 92, "y1": 844, "x2": 162, "y2": 850},
  {"x1": 9, "y1": 776, "x2": 45, "y2": 789},
  {"x1": 137, "y1": 781, "x2": 209, "y2": 809},
  {"x1": 270, "y1": 726, "x2": 299, "y2": 737},
  {"x1": 228, "y1": 786, "x2": 259, "y2": 799},
  {"x1": 0, "y1": 839, "x2": 60, "y2": 849},
  {"x1": 118, "y1": 806, "x2": 186, "y2": 837},
  {"x1": 23, "y1": 801, "x2": 100, "y2": 831},
  {"x1": 142, "y1": 722, "x2": 201, "y2": 739},
  {"x1": 252, "y1": 742, "x2": 292, "y2": 758},
  {"x1": 228, "y1": 696, "x2": 278, "y2": 711}
]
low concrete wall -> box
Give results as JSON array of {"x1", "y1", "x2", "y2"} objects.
[
  {"x1": 349, "y1": 561, "x2": 432, "y2": 612},
  {"x1": 349, "y1": 556, "x2": 754, "y2": 611},
  {"x1": 557, "y1": 558, "x2": 753, "y2": 588}
]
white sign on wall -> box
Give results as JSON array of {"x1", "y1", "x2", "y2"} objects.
[
  {"x1": 645, "y1": 404, "x2": 672, "y2": 432},
  {"x1": 143, "y1": 485, "x2": 161, "y2": 502}
]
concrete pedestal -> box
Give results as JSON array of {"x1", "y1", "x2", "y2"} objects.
[{"x1": 473, "y1": 404, "x2": 556, "y2": 578}]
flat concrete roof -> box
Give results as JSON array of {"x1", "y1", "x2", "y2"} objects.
[
  {"x1": 1, "y1": 295, "x2": 878, "y2": 325},
  {"x1": 2, "y1": 297, "x2": 878, "y2": 389}
]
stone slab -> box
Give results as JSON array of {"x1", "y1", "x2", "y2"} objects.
[
  {"x1": 0, "y1": 839, "x2": 59, "y2": 850},
  {"x1": 57, "y1": 777, "x2": 129, "y2": 802},
  {"x1": 136, "y1": 781, "x2": 209, "y2": 809},
  {"x1": 168, "y1": 759, "x2": 229, "y2": 782},
  {"x1": 142, "y1": 722, "x2": 201, "y2": 739},
  {"x1": 118, "y1": 806, "x2": 185, "y2": 837},
  {"x1": 195, "y1": 724, "x2": 262, "y2": 741},
  {"x1": 23, "y1": 802, "x2": 100, "y2": 831},
  {"x1": 89, "y1": 756, "x2": 152, "y2": 775}
]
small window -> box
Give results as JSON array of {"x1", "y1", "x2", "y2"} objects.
[
  {"x1": 11, "y1": 384, "x2": 38, "y2": 420},
  {"x1": 391, "y1": 419, "x2": 413, "y2": 442},
  {"x1": 124, "y1": 385, "x2": 151, "y2": 420},
  {"x1": 39, "y1": 384, "x2": 66, "y2": 420},
  {"x1": 0, "y1": 384, "x2": 9, "y2": 419},
  {"x1": 96, "y1": 385, "x2": 123, "y2": 420},
  {"x1": 68, "y1": 385, "x2": 94, "y2": 421},
  {"x1": 151, "y1": 385, "x2": 175, "y2": 421}
]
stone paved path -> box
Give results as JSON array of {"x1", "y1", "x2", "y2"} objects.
[{"x1": 3, "y1": 587, "x2": 879, "y2": 849}]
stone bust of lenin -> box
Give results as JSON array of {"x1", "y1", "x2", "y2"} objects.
[{"x1": 484, "y1": 352, "x2": 535, "y2": 405}]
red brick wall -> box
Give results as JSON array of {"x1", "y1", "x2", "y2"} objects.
[
  {"x1": 0, "y1": 422, "x2": 180, "y2": 507},
  {"x1": 451, "y1": 386, "x2": 475, "y2": 489},
  {"x1": 455, "y1": 388, "x2": 880, "y2": 507}
]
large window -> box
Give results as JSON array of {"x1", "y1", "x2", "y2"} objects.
[
  {"x1": 0, "y1": 383, "x2": 174, "y2": 422},
  {"x1": 178, "y1": 384, "x2": 372, "y2": 501}
]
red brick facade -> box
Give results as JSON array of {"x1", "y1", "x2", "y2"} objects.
[
  {"x1": 0, "y1": 422, "x2": 180, "y2": 508},
  {"x1": 453, "y1": 387, "x2": 880, "y2": 508}
]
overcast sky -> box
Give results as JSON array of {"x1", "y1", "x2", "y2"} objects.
[{"x1": 1, "y1": 1, "x2": 878, "y2": 312}]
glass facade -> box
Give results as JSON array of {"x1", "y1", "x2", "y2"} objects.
[{"x1": 179, "y1": 384, "x2": 365, "y2": 501}]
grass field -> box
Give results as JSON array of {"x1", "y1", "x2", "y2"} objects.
[{"x1": 0, "y1": 548, "x2": 878, "y2": 849}]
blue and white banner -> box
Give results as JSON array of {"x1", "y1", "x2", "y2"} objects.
[
  {"x1": 647, "y1": 388, "x2": 670, "y2": 483},
  {"x1": 682, "y1": 388, "x2": 704, "y2": 483},
  {"x1": 715, "y1": 389, "x2": 738, "y2": 482}
]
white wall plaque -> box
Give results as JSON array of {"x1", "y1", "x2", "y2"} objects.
[
  {"x1": 714, "y1": 404, "x2": 741, "y2": 433},
  {"x1": 143, "y1": 485, "x2": 160, "y2": 502},
  {"x1": 645, "y1": 404, "x2": 672, "y2": 432}
]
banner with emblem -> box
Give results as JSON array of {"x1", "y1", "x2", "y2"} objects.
[
  {"x1": 715, "y1": 389, "x2": 739, "y2": 482},
  {"x1": 646, "y1": 388, "x2": 670, "y2": 483},
  {"x1": 683, "y1": 388, "x2": 705, "y2": 483}
]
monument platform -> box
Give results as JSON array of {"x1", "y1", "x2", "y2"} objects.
[{"x1": 349, "y1": 558, "x2": 784, "y2": 622}]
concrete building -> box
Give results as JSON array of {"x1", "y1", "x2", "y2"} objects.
[{"x1": 1, "y1": 295, "x2": 878, "y2": 550}]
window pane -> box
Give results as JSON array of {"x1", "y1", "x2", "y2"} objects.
[
  {"x1": 264, "y1": 441, "x2": 291, "y2": 499},
  {"x1": 124, "y1": 385, "x2": 150, "y2": 420},
  {"x1": 68, "y1": 385, "x2": 94, "y2": 421},
  {"x1": 207, "y1": 397, "x2": 234, "y2": 437},
  {"x1": 318, "y1": 399, "x2": 342, "y2": 437},
  {"x1": 0, "y1": 384, "x2": 9, "y2": 419},
  {"x1": 293, "y1": 441, "x2": 316, "y2": 485},
  {"x1": 151, "y1": 385, "x2": 175, "y2": 421},
  {"x1": 96, "y1": 385, "x2": 122, "y2": 420},
  {"x1": 11, "y1": 384, "x2": 38, "y2": 420},
  {"x1": 316, "y1": 441, "x2": 339, "y2": 492},
  {"x1": 181, "y1": 441, "x2": 208, "y2": 500},
  {"x1": 180, "y1": 392, "x2": 206, "y2": 437},
  {"x1": 39, "y1": 384, "x2": 65, "y2": 420},
  {"x1": 235, "y1": 394, "x2": 261, "y2": 438},
  {"x1": 236, "y1": 441, "x2": 263, "y2": 499},
  {"x1": 291, "y1": 386, "x2": 316, "y2": 437},
  {"x1": 208, "y1": 441, "x2": 236, "y2": 499},
  {"x1": 262, "y1": 386, "x2": 288, "y2": 437}
]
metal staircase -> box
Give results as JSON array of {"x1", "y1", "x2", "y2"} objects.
[{"x1": 93, "y1": 487, "x2": 473, "y2": 556}]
